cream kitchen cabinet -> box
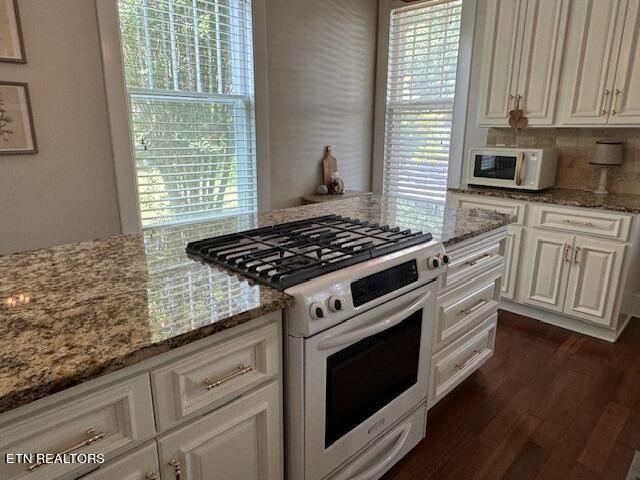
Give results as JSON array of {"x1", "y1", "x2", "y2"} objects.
[
  {"x1": 477, "y1": 0, "x2": 570, "y2": 126},
  {"x1": 563, "y1": 237, "x2": 626, "y2": 325},
  {"x1": 607, "y1": 0, "x2": 640, "y2": 124},
  {"x1": 157, "y1": 381, "x2": 282, "y2": 480},
  {"x1": 80, "y1": 442, "x2": 160, "y2": 480},
  {"x1": 559, "y1": 0, "x2": 640, "y2": 125},
  {"x1": 449, "y1": 191, "x2": 638, "y2": 341},
  {"x1": 522, "y1": 231, "x2": 626, "y2": 326},
  {"x1": 522, "y1": 229, "x2": 573, "y2": 312}
]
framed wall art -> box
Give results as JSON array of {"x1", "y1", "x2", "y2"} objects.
[
  {"x1": 0, "y1": 0, "x2": 25, "y2": 63},
  {"x1": 0, "y1": 81, "x2": 37, "y2": 154}
]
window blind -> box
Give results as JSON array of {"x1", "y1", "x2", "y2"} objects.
[
  {"x1": 382, "y1": 0, "x2": 462, "y2": 202},
  {"x1": 117, "y1": 0, "x2": 257, "y2": 228}
]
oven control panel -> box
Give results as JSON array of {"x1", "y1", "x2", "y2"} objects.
[{"x1": 285, "y1": 241, "x2": 447, "y2": 337}]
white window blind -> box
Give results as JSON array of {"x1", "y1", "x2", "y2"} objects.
[
  {"x1": 382, "y1": 0, "x2": 462, "y2": 202},
  {"x1": 117, "y1": 0, "x2": 257, "y2": 228}
]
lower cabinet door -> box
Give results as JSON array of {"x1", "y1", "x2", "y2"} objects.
[
  {"x1": 522, "y1": 229, "x2": 572, "y2": 312},
  {"x1": 563, "y1": 236, "x2": 626, "y2": 325},
  {"x1": 81, "y1": 442, "x2": 159, "y2": 480},
  {"x1": 501, "y1": 227, "x2": 523, "y2": 300},
  {"x1": 157, "y1": 381, "x2": 282, "y2": 480}
]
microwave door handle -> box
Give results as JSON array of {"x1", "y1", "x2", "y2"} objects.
[
  {"x1": 515, "y1": 153, "x2": 524, "y2": 186},
  {"x1": 317, "y1": 289, "x2": 432, "y2": 351},
  {"x1": 349, "y1": 423, "x2": 412, "y2": 480}
]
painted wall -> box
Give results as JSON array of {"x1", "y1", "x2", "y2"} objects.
[
  {"x1": 0, "y1": 0, "x2": 378, "y2": 254},
  {"x1": 265, "y1": 0, "x2": 377, "y2": 209},
  {"x1": 0, "y1": 0, "x2": 122, "y2": 255}
]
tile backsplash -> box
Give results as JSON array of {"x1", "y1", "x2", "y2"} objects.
[{"x1": 487, "y1": 128, "x2": 640, "y2": 195}]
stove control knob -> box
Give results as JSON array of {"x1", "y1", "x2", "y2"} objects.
[
  {"x1": 427, "y1": 256, "x2": 440, "y2": 270},
  {"x1": 441, "y1": 254, "x2": 450, "y2": 265},
  {"x1": 310, "y1": 302, "x2": 328, "y2": 320},
  {"x1": 328, "y1": 295, "x2": 345, "y2": 312}
]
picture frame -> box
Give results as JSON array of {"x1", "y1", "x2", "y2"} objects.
[
  {"x1": 0, "y1": 81, "x2": 37, "y2": 154},
  {"x1": 0, "y1": 0, "x2": 25, "y2": 63}
]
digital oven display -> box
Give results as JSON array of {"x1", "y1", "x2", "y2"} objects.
[{"x1": 351, "y1": 260, "x2": 419, "y2": 307}]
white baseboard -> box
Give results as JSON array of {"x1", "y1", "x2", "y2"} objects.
[{"x1": 499, "y1": 300, "x2": 630, "y2": 343}]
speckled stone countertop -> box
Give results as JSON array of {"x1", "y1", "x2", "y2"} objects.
[
  {"x1": 449, "y1": 186, "x2": 640, "y2": 213},
  {"x1": 0, "y1": 195, "x2": 512, "y2": 413}
]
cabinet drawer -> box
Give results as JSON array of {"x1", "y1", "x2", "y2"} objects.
[
  {"x1": 151, "y1": 321, "x2": 280, "y2": 431},
  {"x1": 443, "y1": 241, "x2": 503, "y2": 290},
  {"x1": 329, "y1": 405, "x2": 426, "y2": 480},
  {"x1": 533, "y1": 205, "x2": 631, "y2": 241},
  {"x1": 456, "y1": 196, "x2": 526, "y2": 225},
  {"x1": 435, "y1": 267, "x2": 501, "y2": 352},
  {"x1": 81, "y1": 441, "x2": 159, "y2": 480},
  {"x1": 429, "y1": 315, "x2": 497, "y2": 406},
  {"x1": 0, "y1": 375, "x2": 155, "y2": 480}
]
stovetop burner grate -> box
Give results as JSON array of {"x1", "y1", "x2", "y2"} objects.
[{"x1": 186, "y1": 215, "x2": 433, "y2": 289}]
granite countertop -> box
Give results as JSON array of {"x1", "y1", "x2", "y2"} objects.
[
  {"x1": 0, "y1": 195, "x2": 513, "y2": 414},
  {"x1": 449, "y1": 186, "x2": 640, "y2": 213}
]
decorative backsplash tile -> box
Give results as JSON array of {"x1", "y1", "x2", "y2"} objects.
[{"x1": 487, "y1": 128, "x2": 640, "y2": 195}]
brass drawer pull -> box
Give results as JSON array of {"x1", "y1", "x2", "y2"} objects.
[
  {"x1": 602, "y1": 89, "x2": 611, "y2": 115},
  {"x1": 26, "y1": 428, "x2": 106, "y2": 472},
  {"x1": 464, "y1": 253, "x2": 494, "y2": 267},
  {"x1": 455, "y1": 350, "x2": 482, "y2": 370},
  {"x1": 562, "y1": 219, "x2": 593, "y2": 227},
  {"x1": 612, "y1": 88, "x2": 621, "y2": 115},
  {"x1": 574, "y1": 246, "x2": 582, "y2": 265},
  {"x1": 564, "y1": 244, "x2": 572, "y2": 263},
  {"x1": 169, "y1": 458, "x2": 182, "y2": 480},
  {"x1": 461, "y1": 299, "x2": 489, "y2": 316},
  {"x1": 202, "y1": 364, "x2": 253, "y2": 391},
  {"x1": 145, "y1": 473, "x2": 159, "y2": 480}
]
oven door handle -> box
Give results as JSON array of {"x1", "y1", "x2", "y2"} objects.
[
  {"x1": 349, "y1": 422, "x2": 412, "y2": 480},
  {"x1": 317, "y1": 289, "x2": 432, "y2": 351}
]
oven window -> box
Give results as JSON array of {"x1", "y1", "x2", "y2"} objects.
[
  {"x1": 325, "y1": 310, "x2": 422, "y2": 447},
  {"x1": 474, "y1": 155, "x2": 516, "y2": 179}
]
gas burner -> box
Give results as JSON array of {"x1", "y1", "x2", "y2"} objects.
[{"x1": 186, "y1": 215, "x2": 433, "y2": 289}]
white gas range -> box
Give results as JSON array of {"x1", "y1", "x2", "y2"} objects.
[{"x1": 187, "y1": 215, "x2": 449, "y2": 480}]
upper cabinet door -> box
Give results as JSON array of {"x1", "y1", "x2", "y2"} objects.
[
  {"x1": 558, "y1": 0, "x2": 627, "y2": 125},
  {"x1": 609, "y1": 0, "x2": 640, "y2": 124},
  {"x1": 477, "y1": 0, "x2": 525, "y2": 126},
  {"x1": 563, "y1": 237, "x2": 626, "y2": 326},
  {"x1": 516, "y1": 0, "x2": 570, "y2": 125}
]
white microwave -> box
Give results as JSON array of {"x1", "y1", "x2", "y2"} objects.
[{"x1": 466, "y1": 147, "x2": 558, "y2": 191}]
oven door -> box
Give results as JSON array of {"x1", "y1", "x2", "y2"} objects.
[
  {"x1": 303, "y1": 281, "x2": 435, "y2": 479},
  {"x1": 468, "y1": 150, "x2": 524, "y2": 188}
]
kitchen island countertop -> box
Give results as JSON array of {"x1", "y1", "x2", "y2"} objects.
[{"x1": 0, "y1": 194, "x2": 514, "y2": 414}]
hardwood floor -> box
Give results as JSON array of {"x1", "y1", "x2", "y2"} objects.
[{"x1": 383, "y1": 311, "x2": 640, "y2": 480}]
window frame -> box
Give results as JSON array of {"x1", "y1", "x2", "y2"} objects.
[
  {"x1": 372, "y1": 0, "x2": 476, "y2": 196},
  {"x1": 96, "y1": 0, "x2": 270, "y2": 234}
]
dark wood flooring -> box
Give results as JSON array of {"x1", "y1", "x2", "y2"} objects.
[{"x1": 383, "y1": 310, "x2": 640, "y2": 480}]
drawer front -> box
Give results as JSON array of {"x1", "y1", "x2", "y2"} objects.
[
  {"x1": 435, "y1": 267, "x2": 501, "y2": 352},
  {"x1": 429, "y1": 315, "x2": 497, "y2": 407},
  {"x1": 456, "y1": 196, "x2": 526, "y2": 225},
  {"x1": 151, "y1": 321, "x2": 280, "y2": 431},
  {"x1": 329, "y1": 405, "x2": 426, "y2": 480},
  {"x1": 533, "y1": 205, "x2": 631, "y2": 241},
  {"x1": 0, "y1": 375, "x2": 155, "y2": 480},
  {"x1": 81, "y1": 442, "x2": 159, "y2": 480},
  {"x1": 443, "y1": 241, "x2": 503, "y2": 290}
]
